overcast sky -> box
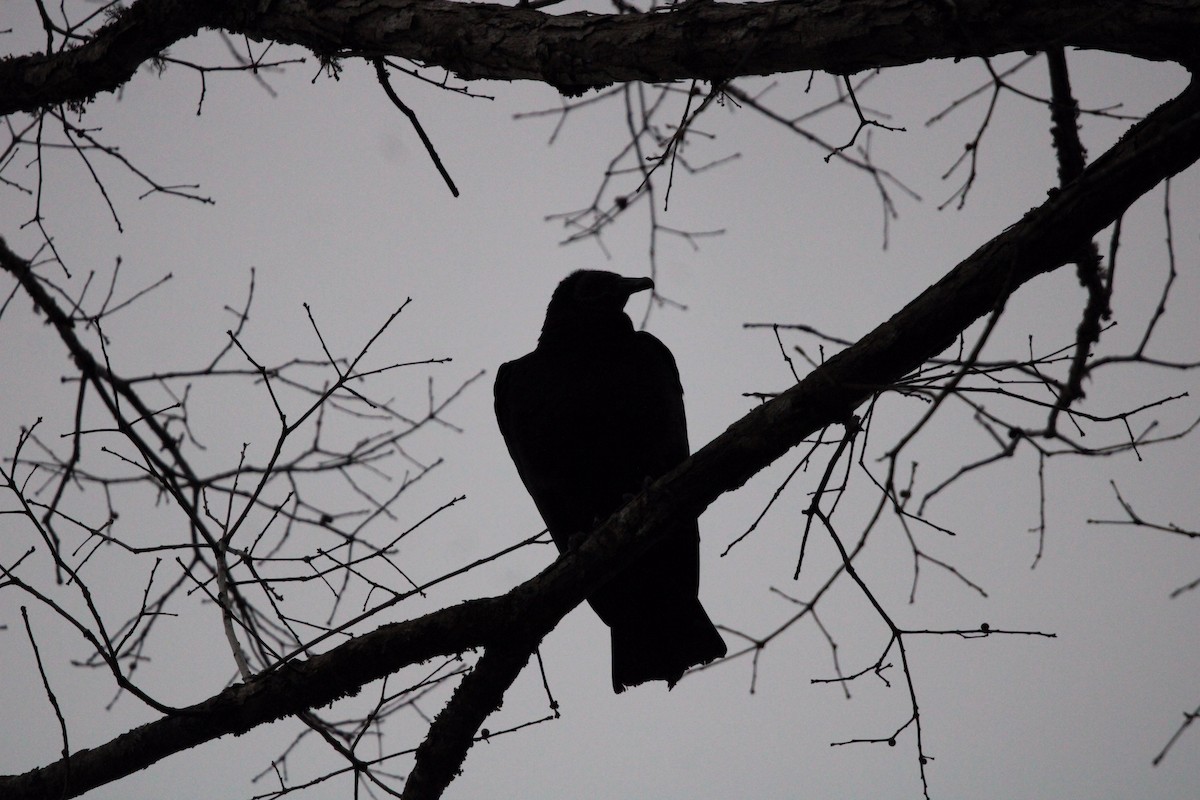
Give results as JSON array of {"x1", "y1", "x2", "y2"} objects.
[{"x1": 1, "y1": 5, "x2": 1198, "y2": 799}]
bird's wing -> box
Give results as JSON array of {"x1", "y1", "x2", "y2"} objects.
[
  {"x1": 493, "y1": 359, "x2": 515, "y2": 450},
  {"x1": 630, "y1": 330, "x2": 690, "y2": 469},
  {"x1": 624, "y1": 331, "x2": 700, "y2": 595},
  {"x1": 495, "y1": 352, "x2": 578, "y2": 548},
  {"x1": 494, "y1": 356, "x2": 541, "y2": 501}
]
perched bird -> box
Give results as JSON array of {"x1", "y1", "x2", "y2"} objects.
[{"x1": 495, "y1": 270, "x2": 726, "y2": 692}]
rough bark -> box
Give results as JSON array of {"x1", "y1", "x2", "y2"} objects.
[{"x1": 1, "y1": 0, "x2": 1198, "y2": 115}]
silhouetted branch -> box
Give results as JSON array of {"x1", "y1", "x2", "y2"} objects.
[
  {"x1": 1153, "y1": 703, "x2": 1200, "y2": 766},
  {"x1": 373, "y1": 59, "x2": 460, "y2": 197},
  {"x1": 4, "y1": 1, "x2": 1199, "y2": 117},
  {"x1": 401, "y1": 640, "x2": 538, "y2": 800},
  {"x1": 1088, "y1": 481, "x2": 1200, "y2": 540},
  {"x1": 1044, "y1": 47, "x2": 1109, "y2": 432}
]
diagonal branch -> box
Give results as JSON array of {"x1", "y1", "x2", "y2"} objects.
[{"x1": 401, "y1": 639, "x2": 540, "y2": 800}]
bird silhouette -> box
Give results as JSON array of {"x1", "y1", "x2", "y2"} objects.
[{"x1": 495, "y1": 270, "x2": 726, "y2": 692}]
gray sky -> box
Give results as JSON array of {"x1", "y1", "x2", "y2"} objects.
[{"x1": 1, "y1": 5, "x2": 1197, "y2": 799}]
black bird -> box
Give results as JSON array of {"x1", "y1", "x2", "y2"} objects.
[{"x1": 495, "y1": 270, "x2": 726, "y2": 692}]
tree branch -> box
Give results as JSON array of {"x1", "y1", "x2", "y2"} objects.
[
  {"x1": 1045, "y1": 46, "x2": 1109, "y2": 429},
  {"x1": 2, "y1": 0, "x2": 1199, "y2": 116},
  {"x1": 401, "y1": 640, "x2": 538, "y2": 800}
]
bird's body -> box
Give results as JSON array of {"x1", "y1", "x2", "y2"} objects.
[{"x1": 495, "y1": 270, "x2": 726, "y2": 692}]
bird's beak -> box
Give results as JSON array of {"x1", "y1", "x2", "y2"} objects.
[{"x1": 618, "y1": 277, "x2": 654, "y2": 298}]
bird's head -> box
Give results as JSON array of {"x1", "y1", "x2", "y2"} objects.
[{"x1": 540, "y1": 270, "x2": 654, "y2": 341}]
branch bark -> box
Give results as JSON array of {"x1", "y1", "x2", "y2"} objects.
[
  {"x1": 2, "y1": 0, "x2": 1198, "y2": 116},
  {"x1": 3, "y1": 71, "x2": 1198, "y2": 800}
]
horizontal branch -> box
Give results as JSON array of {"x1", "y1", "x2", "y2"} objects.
[
  {"x1": 3, "y1": 71, "x2": 1198, "y2": 798},
  {"x1": 2, "y1": 0, "x2": 1198, "y2": 115}
]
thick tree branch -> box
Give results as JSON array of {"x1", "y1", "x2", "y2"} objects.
[
  {"x1": 401, "y1": 640, "x2": 538, "y2": 800},
  {"x1": 1046, "y1": 47, "x2": 1108, "y2": 428},
  {"x1": 2, "y1": 0, "x2": 1198, "y2": 116},
  {"x1": 4, "y1": 73, "x2": 1199, "y2": 800},
  {"x1": 0, "y1": 0, "x2": 228, "y2": 116}
]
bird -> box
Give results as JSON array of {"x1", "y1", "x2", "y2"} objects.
[{"x1": 494, "y1": 270, "x2": 726, "y2": 693}]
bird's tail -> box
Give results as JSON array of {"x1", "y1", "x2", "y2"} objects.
[{"x1": 610, "y1": 597, "x2": 727, "y2": 693}]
